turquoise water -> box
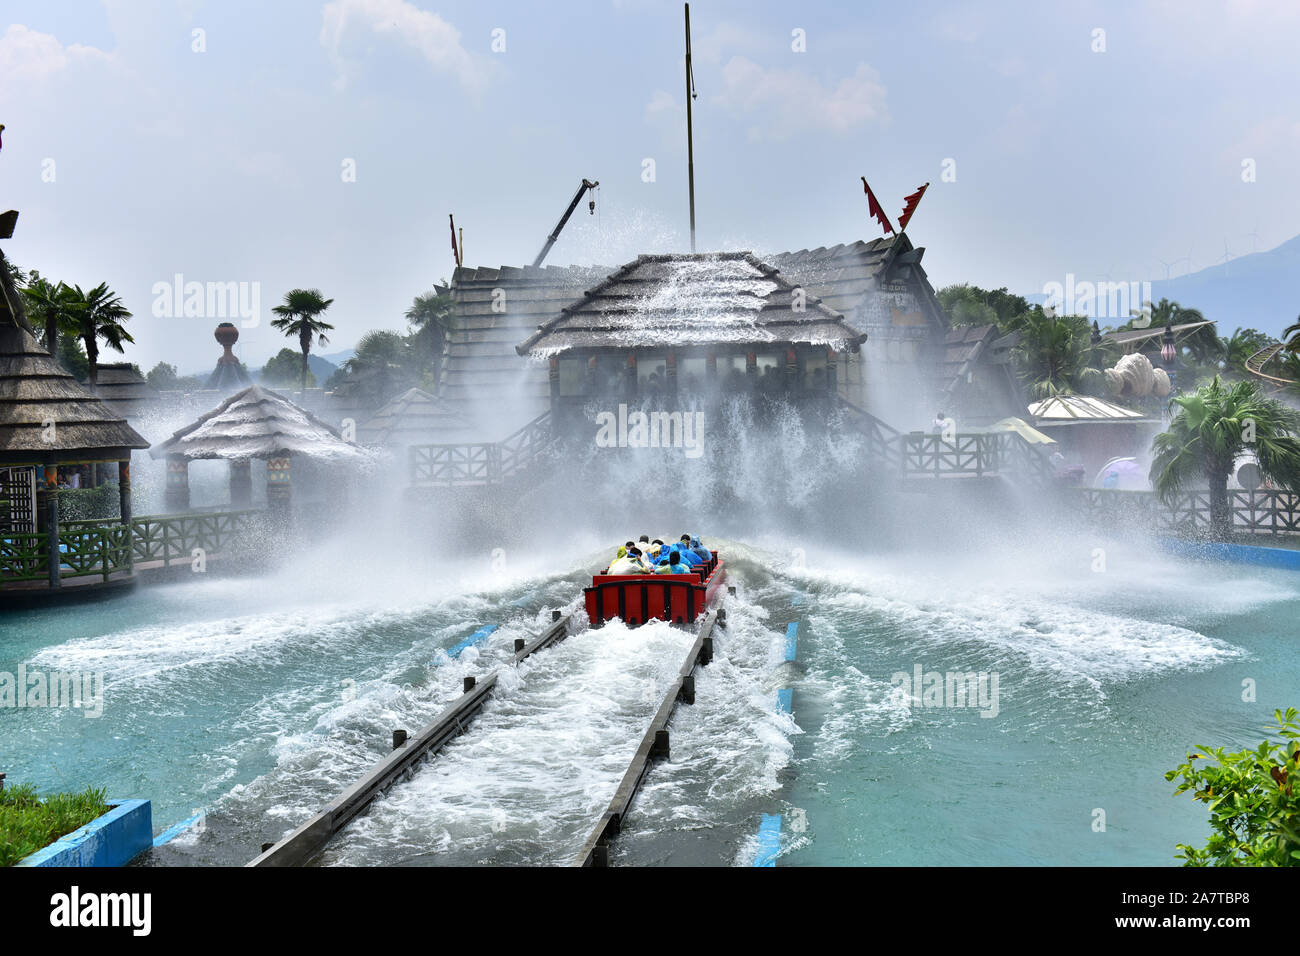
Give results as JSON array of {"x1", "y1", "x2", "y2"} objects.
[{"x1": 1, "y1": 532, "x2": 1294, "y2": 866}]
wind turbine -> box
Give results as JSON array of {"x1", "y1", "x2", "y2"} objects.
[{"x1": 1220, "y1": 238, "x2": 1233, "y2": 276}]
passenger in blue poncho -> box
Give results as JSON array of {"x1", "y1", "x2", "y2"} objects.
[
  {"x1": 683, "y1": 534, "x2": 711, "y2": 564},
  {"x1": 668, "y1": 537, "x2": 703, "y2": 567},
  {"x1": 655, "y1": 549, "x2": 693, "y2": 574}
]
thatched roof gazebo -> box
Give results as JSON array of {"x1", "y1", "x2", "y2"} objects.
[
  {"x1": 1, "y1": 248, "x2": 149, "y2": 540},
  {"x1": 149, "y1": 384, "x2": 373, "y2": 512}
]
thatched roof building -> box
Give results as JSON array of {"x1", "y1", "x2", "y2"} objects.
[
  {"x1": 357, "y1": 387, "x2": 473, "y2": 448},
  {"x1": 150, "y1": 384, "x2": 372, "y2": 463},
  {"x1": 516, "y1": 252, "x2": 867, "y2": 356},
  {"x1": 0, "y1": 263, "x2": 149, "y2": 466},
  {"x1": 92, "y1": 362, "x2": 161, "y2": 421}
]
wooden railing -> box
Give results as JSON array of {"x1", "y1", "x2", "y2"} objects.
[
  {"x1": 1072, "y1": 488, "x2": 1300, "y2": 536},
  {"x1": 1, "y1": 509, "x2": 264, "y2": 588},
  {"x1": 410, "y1": 411, "x2": 553, "y2": 486},
  {"x1": 836, "y1": 398, "x2": 1054, "y2": 485},
  {"x1": 129, "y1": 510, "x2": 261, "y2": 566}
]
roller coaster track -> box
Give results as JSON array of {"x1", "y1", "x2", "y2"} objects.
[
  {"x1": 247, "y1": 586, "x2": 728, "y2": 867},
  {"x1": 1245, "y1": 343, "x2": 1297, "y2": 388}
]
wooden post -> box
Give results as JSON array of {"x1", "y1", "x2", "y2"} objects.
[
  {"x1": 118, "y1": 459, "x2": 131, "y2": 524},
  {"x1": 625, "y1": 354, "x2": 637, "y2": 400},
  {"x1": 548, "y1": 356, "x2": 560, "y2": 407},
  {"x1": 165, "y1": 456, "x2": 190, "y2": 512},
  {"x1": 827, "y1": 348, "x2": 838, "y2": 395},
  {"x1": 746, "y1": 351, "x2": 757, "y2": 388},
  {"x1": 665, "y1": 352, "x2": 678, "y2": 400},
  {"x1": 46, "y1": 494, "x2": 60, "y2": 588},
  {"x1": 266, "y1": 457, "x2": 292, "y2": 517},
  {"x1": 229, "y1": 459, "x2": 252, "y2": 508}
]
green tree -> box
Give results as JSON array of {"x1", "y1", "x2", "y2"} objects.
[
  {"x1": 20, "y1": 274, "x2": 80, "y2": 357},
  {"x1": 64, "y1": 282, "x2": 134, "y2": 384},
  {"x1": 343, "y1": 329, "x2": 416, "y2": 408},
  {"x1": 1219, "y1": 328, "x2": 1274, "y2": 377},
  {"x1": 1009, "y1": 311, "x2": 1108, "y2": 399},
  {"x1": 270, "y1": 288, "x2": 334, "y2": 394},
  {"x1": 146, "y1": 362, "x2": 179, "y2": 389},
  {"x1": 937, "y1": 283, "x2": 1035, "y2": 332},
  {"x1": 1166, "y1": 708, "x2": 1300, "y2": 866},
  {"x1": 405, "y1": 288, "x2": 455, "y2": 387},
  {"x1": 1150, "y1": 377, "x2": 1300, "y2": 539},
  {"x1": 56, "y1": 334, "x2": 90, "y2": 381},
  {"x1": 261, "y1": 347, "x2": 317, "y2": 388}
]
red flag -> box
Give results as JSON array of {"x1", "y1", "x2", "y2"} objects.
[
  {"x1": 861, "y1": 176, "x2": 895, "y2": 236},
  {"x1": 449, "y1": 213, "x2": 460, "y2": 267},
  {"x1": 898, "y1": 182, "x2": 930, "y2": 233}
]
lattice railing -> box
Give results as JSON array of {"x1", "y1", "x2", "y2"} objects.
[{"x1": 410, "y1": 411, "x2": 553, "y2": 486}]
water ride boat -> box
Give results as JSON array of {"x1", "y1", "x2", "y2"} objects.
[{"x1": 585, "y1": 549, "x2": 726, "y2": 627}]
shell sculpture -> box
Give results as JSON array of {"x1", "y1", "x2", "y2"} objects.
[{"x1": 1104, "y1": 352, "x2": 1171, "y2": 398}]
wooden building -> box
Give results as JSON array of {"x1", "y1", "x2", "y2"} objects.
[{"x1": 436, "y1": 235, "x2": 1027, "y2": 436}]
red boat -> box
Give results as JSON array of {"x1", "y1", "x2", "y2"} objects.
[{"x1": 585, "y1": 550, "x2": 726, "y2": 627}]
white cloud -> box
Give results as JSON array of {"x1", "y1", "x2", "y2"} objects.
[
  {"x1": 0, "y1": 23, "x2": 114, "y2": 82},
  {"x1": 320, "y1": 0, "x2": 493, "y2": 94},
  {"x1": 712, "y1": 57, "x2": 888, "y2": 141}
]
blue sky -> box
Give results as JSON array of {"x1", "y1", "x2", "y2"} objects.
[{"x1": 1, "y1": 0, "x2": 1297, "y2": 370}]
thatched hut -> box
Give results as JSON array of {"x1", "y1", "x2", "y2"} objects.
[
  {"x1": 0, "y1": 249, "x2": 149, "y2": 537},
  {"x1": 150, "y1": 384, "x2": 373, "y2": 512},
  {"x1": 92, "y1": 362, "x2": 161, "y2": 425}
]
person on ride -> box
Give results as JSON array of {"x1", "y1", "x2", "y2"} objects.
[
  {"x1": 628, "y1": 546, "x2": 653, "y2": 572},
  {"x1": 673, "y1": 535, "x2": 703, "y2": 567},
  {"x1": 608, "y1": 548, "x2": 646, "y2": 575},
  {"x1": 656, "y1": 549, "x2": 692, "y2": 574},
  {"x1": 688, "y1": 535, "x2": 712, "y2": 563}
]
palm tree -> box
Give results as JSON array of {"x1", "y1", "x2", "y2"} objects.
[
  {"x1": 270, "y1": 288, "x2": 334, "y2": 395},
  {"x1": 343, "y1": 330, "x2": 416, "y2": 407},
  {"x1": 1150, "y1": 377, "x2": 1300, "y2": 539},
  {"x1": 404, "y1": 289, "x2": 454, "y2": 388},
  {"x1": 64, "y1": 282, "x2": 134, "y2": 384},
  {"x1": 1281, "y1": 315, "x2": 1300, "y2": 352},
  {"x1": 21, "y1": 275, "x2": 80, "y2": 356},
  {"x1": 1010, "y1": 311, "x2": 1107, "y2": 399}
]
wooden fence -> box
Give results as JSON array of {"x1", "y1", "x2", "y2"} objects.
[
  {"x1": 1072, "y1": 488, "x2": 1300, "y2": 537},
  {"x1": 410, "y1": 411, "x2": 553, "y2": 486},
  {"x1": 1, "y1": 509, "x2": 263, "y2": 589}
]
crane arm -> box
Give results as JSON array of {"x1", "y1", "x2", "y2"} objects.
[{"x1": 532, "y1": 178, "x2": 598, "y2": 268}]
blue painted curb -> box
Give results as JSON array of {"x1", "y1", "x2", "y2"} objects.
[
  {"x1": 432, "y1": 624, "x2": 498, "y2": 666},
  {"x1": 1159, "y1": 537, "x2": 1300, "y2": 571},
  {"x1": 754, "y1": 813, "x2": 782, "y2": 867},
  {"x1": 18, "y1": 799, "x2": 153, "y2": 867},
  {"x1": 152, "y1": 810, "x2": 204, "y2": 848},
  {"x1": 783, "y1": 622, "x2": 798, "y2": 662}
]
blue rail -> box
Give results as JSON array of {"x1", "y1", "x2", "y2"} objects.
[
  {"x1": 753, "y1": 813, "x2": 782, "y2": 867},
  {"x1": 432, "y1": 624, "x2": 499, "y2": 666}
]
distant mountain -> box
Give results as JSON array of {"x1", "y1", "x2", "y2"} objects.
[
  {"x1": 1025, "y1": 234, "x2": 1300, "y2": 339},
  {"x1": 318, "y1": 348, "x2": 355, "y2": 366},
  {"x1": 308, "y1": 354, "x2": 338, "y2": 384},
  {"x1": 1148, "y1": 235, "x2": 1300, "y2": 338}
]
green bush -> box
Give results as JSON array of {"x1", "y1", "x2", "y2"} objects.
[
  {"x1": 1166, "y1": 707, "x2": 1300, "y2": 866},
  {"x1": 56, "y1": 482, "x2": 121, "y2": 521},
  {"x1": 0, "y1": 783, "x2": 111, "y2": 866}
]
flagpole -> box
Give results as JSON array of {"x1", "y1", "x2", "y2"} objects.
[{"x1": 685, "y1": 3, "x2": 696, "y2": 253}]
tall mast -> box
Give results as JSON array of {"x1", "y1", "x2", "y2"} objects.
[{"x1": 685, "y1": 3, "x2": 696, "y2": 253}]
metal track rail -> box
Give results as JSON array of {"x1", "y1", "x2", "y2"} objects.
[
  {"x1": 246, "y1": 611, "x2": 574, "y2": 867},
  {"x1": 572, "y1": 602, "x2": 725, "y2": 867}
]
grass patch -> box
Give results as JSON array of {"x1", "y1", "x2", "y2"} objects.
[{"x1": 0, "y1": 784, "x2": 111, "y2": 866}]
